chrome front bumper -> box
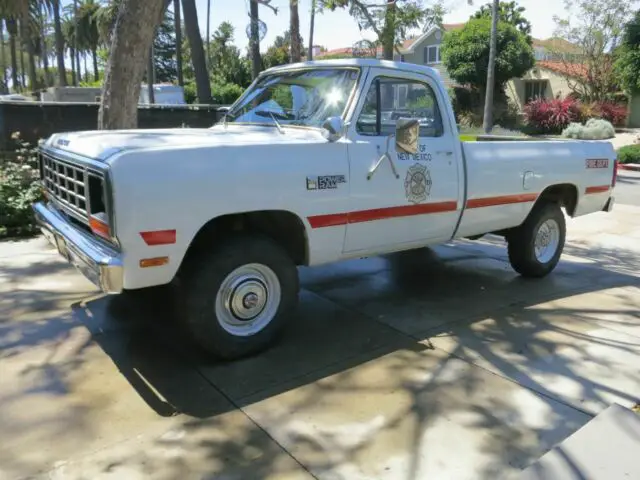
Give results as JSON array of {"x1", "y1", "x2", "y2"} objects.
[{"x1": 32, "y1": 202, "x2": 124, "y2": 294}]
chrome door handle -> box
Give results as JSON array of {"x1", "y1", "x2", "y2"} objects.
[{"x1": 437, "y1": 150, "x2": 453, "y2": 156}]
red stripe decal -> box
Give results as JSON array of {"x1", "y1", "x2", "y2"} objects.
[
  {"x1": 140, "y1": 229, "x2": 177, "y2": 246},
  {"x1": 585, "y1": 185, "x2": 610, "y2": 194},
  {"x1": 308, "y1": 201, "x2": 458, "y2": 228},
  {"x1": 308, "y1": 213, "x2": 349, "y2": 228},
  {"x1": 466, "y1": 193, "x2": 538, "y2": 209}
]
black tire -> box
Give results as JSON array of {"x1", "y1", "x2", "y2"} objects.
[
  {"x1": 180, "y1": 235, "x2": 299, "y2": 360},
  {"x1": 507, "y1": 202, "x2": 566, "y2": 278}
]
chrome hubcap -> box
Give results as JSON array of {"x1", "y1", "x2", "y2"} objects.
[
  {"x1": 216, "y1": 263, "x2": 281, "y2": 337},
  {"x1": 534, "y1": 219, "x2": 560, "y2": 263}
]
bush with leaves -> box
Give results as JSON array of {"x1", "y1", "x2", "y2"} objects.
[
  {"x1": 441, "y1": 17, "x2": 534, "y2": 91},
  {"x1": 523, "y1": 97, "x2": 581, "y2": 133},
  {"x1": 561, "y1": 118, "x2": 615, "y2": 140},
  {"x1": 617, "y1": 144, "x2": 640, "y2": 164},
  {"x1": 0, "y1": 133, "x2": 44, "y2": 238}
]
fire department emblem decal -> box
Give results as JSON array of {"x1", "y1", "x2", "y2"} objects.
[{"x1": 404, "y1": 163, "x2": 431, "y2": 204}]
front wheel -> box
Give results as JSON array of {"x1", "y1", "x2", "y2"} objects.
[
  {"x1": 181, "y1": 235, "x2": 299, "y2": 360},
  {"x1": 507, "y1": 202, "x2": 566, "y2": 278}
]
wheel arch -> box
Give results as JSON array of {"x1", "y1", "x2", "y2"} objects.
[
  {"x1": 177, "y1": 209, "x2": 310, "y2": 276},
  {"x1": 533, "y1": 183, "x2": 579, "y2": 217}
]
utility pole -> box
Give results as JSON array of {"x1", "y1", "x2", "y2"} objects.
[
  {"x1": 482, "y1": 0, "x2": 498, "y2": 134},
  {"x1": 308, "y1": 0, "x2": 316, "y2": 60}
]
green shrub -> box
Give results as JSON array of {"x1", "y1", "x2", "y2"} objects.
[
  {"x1": 561, "y1": 118, "x2": 615, "y2": 140},
  {"x1": 212, "y1": 82, "x2": 244, "y2": 105},
  {"x1": 0, "y1": 133, "x2": 43, "y2": 238},
  {"x1": 617, "y1": 144, "x2": 640, "y2": 164}
]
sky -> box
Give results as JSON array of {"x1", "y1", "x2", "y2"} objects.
[
  {"x1": 57, "y1": 0, "x2": 571, "y2": 52},
  {"x1": 191, "y1": 0, "x2": 571, "y2": 51}
]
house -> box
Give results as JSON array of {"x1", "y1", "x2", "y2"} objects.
[{"x1": 316, "y1": 24, "x2": 584, "y2": 111}]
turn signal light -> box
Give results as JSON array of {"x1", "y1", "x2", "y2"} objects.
[
  {"x1": 89, "y1": 213, "x2": 110, "y2": 239},
  {"x1": 140, "y1": 257, "x2": 169, "y2": 268}
]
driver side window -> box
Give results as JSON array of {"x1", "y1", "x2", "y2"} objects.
[{"x1": 355, "y1": 77, "x2": 444, "y2": 137}]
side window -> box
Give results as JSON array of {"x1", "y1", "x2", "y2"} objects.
[{"x1": 355, "y1": 77, "x2": 444, "y2": 137}]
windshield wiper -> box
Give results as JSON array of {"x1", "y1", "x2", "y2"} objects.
[{"x1": 254, "y1": 110, "x2": 285, "y2": 134}]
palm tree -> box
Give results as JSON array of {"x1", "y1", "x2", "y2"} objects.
[
  {"x1": 249, "y1": 0, "x2": 260, "y2": 79},
  {"x1": 51, "y1": 0, "x2": 66, "y2": 86},
  {"x1": 5, "y1": 18, "x2": 19, "y2": 90},
  {"x1": 181, "y1": 0, "x2": 210, "y2": 102},
  {"x1": 289, "y1": 0, "x2": 300, "y2": 62},
  {"x1": 75, "y1": 0, "x2": 101, "y2": 81}
]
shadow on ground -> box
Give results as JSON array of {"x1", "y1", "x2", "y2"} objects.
[{"x1": 3, "y1": 236, "x2": 640, "y2": 479}]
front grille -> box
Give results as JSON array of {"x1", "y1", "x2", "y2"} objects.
[{"x1": 40, "y1": 151, "x2": 106, "y2": 225}]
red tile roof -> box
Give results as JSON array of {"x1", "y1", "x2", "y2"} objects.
[{"x1": 537, "y1": 61, "x2": 588, "y2": 79}]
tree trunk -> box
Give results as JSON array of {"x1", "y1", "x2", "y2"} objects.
[
  {"x1": 73, "y1": 0, "x2": 79, "y2": 86},
  {"x1": 52, "y1": 0, "x2": 66, "y2": 86},
  {"x1": 381, "y1": 0, "x2": 396, "y2": 61},
  {"x1": 482, "y1": 0, "x2": 498, "y2": 133},
  {"x1": 147, "y1": 42, "x2": 155, "y2": 103},
  {"x1": 84, "y1": 53, "x2": 89, "y2": 83},
  {"x1": 70, "y1": 46, "x2": 76, "y2": 85},
  {"x1": 93, "y1": 48, "x2": 99, "y2": 81},
  {"x1": 181, "y1": 0, "x2": 211, "y2": 103},
  {"x1": 98, "y1": 0, "x2": 166, "y2": 129},
  {"x1": 308, "y1": 0, "x2": 315, "y2": 60},
  {"x1": 0, "y1": 20, "x2": 8, "y2": 93},
  {"x1": 249, "y1": 0, "x2": 261, "y2": 79},
  {"x1": 40, "y1": 4, "x2": 51, "y2": 87},
  {"x1": 206, "y1": 0, "x2": 210, "y2": 65},
  {"x1": 290, "y1": 0, "x2": 301, "y2": 63},
  {"x1": 7, "y1": 20, "x2": 19, "y2": 91},
  {"x1": 174, "y1": 0, "x2": 183, "y2": 86},
  {"x1": 17, "y1": 21, "x2": 27, "y2": 89},
  {"x1": 76, "y1": 49, "x2": 81, "y2": 86}
]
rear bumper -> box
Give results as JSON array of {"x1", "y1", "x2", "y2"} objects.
[
  {"x1": 602, "y1": 196, "x2": 615, "y2": 213},
  {"x1": 32, "y1": 202, "x2": 124, "y2": 294}
]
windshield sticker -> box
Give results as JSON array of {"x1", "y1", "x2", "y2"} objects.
[
  {"x1": 586, "y1": 159, "x2": 609, "y2": 169},
  {"x1": 398, "y1": 144, "x2": 432, "y2": 162},
  {"x1": 307, "y1": 175, "x2": 347, "y2": 190},
  {"x1": 404, "y1": 163, "x2": 431, "y2": 204}
]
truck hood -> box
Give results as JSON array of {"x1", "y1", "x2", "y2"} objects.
[{"x1": 45, "y1": 124, "x2": 328, "y2": 161}]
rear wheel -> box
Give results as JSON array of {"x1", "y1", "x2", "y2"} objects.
[
  {"x1": 181, "y1": 235, "x2": 299, "y2": 360},
  {"x1": 507, "y1": 202, "x2": 566, "y2": 278}
]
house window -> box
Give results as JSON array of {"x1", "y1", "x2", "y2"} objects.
[
  {"x1": 423, "y1": 45, "x2": 440, "y2": 64},
  {"x1": 525, "y1": 80, "x2": 548, "y2": 102}
]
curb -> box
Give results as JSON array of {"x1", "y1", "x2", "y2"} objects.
[{"x1": 618, "y1": 163, "x2": 640, "y2": 172}]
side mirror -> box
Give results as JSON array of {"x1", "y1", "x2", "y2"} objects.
[
  {"x1": 395, "y1": 118, "x2": 420, "y2": 154},
  {"x1": 322, "y1": 116, "x2": 345, "y2": 142}
]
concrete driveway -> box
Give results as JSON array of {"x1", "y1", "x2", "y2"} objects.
[{"x1": 2, "y1": 204, "x2": 640, "y2": 480}]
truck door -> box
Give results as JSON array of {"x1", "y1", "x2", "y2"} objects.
[{"x1": 343, "y1": 68, "x2": 462, "y2": 254}]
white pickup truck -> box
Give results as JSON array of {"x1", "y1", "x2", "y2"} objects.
[{"x1": 33, "y1": 59, "x2": 617, "y2": 359}]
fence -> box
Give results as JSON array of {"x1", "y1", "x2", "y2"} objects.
[{"x1": 0, "y1": 101, "x2": 228, "y2": 150}]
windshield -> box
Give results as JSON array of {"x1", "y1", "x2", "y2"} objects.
[{"x1": 225, "y1": 68, "x2": 359, "y2": 128}]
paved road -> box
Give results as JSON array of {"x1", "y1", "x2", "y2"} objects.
[
  {"x1": 2, "y1": 205, "x2": 640, "y2": 479},
  {"x1": 615, "y1": 170, "x2": 640, "y2": 206}
]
